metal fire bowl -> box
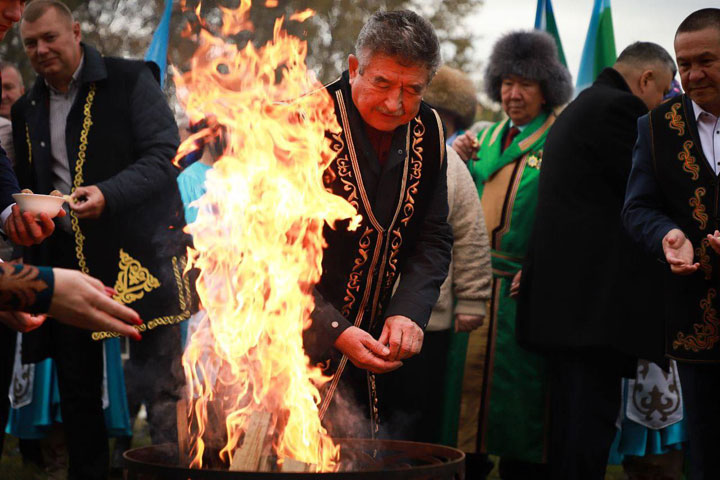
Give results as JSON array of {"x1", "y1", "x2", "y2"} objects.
[{"x1": 124, "y1": 439, "x2": 465, "y2": 480}]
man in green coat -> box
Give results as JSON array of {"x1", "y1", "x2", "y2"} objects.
[{"x1": 452, "y1": 30, "x2": 572, "y2": 479}]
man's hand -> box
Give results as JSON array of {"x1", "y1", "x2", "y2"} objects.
[
  {"x1": 663, "y1": 229, "x2": 699, "y2": 275},
  {"x1": 378, "y1": 315, "x2": 424, "y2": 361},
  {"x1": 5, "y1": 204, "x2": 63, "y2": 246},
  {"x1": 707, "y1": 230, "x2": 720, "y2": 255},
  {"x1": 0, "y1": 311, "x2": 45, "y2": 333},
  {"x1": 334, "y1": 326, "x2": 403, "y2": 374},
  {"x1": 509, "y1": 270, "x2": 522, "y2": 298},
  {"x1": 451, "y1": 132, "x2": 479, "y2": 162},
  {"x1": 70, "y1": 185, "x2": 106, "y2": 219},
  {"x1": 49, "y1": 268, "x2": 143, "y2": 340},
  {"x1": 455, "y1": 313, "x2": 485, "y2": 333}
]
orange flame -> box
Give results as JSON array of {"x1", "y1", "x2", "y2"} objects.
[
  {"x1": 175, "y1": 1, "x2": 359, "y2": 472},
  {"x1": 289, "y1": 9, "x2": 316, "y2": 23}
]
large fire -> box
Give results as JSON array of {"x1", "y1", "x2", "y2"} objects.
[{"x1": 174, "y1": 1, "x2": 359, "y2": 471}]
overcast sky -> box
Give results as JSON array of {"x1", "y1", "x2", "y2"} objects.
[{"x1": 472, "y1": 0, "x2": 713, "y2": 84}]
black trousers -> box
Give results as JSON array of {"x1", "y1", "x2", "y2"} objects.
[
  {"x1": 45, "y1": 230, "x2": 108, "y2": 480},
  {"x1": 123, "y1": 324, "x2": 183, "y2": 445},
  {"x1": 52, "y1": 320, "x2": 108, "y2": 480},
  {"x1": 677, "y1": 362, "x2": 720, "y2": 480},
  {"x1": 374, "y1": 329, "x2": 451, "y2": 443},
  {"x1": 547, "y1": 352, "x2": 632, "y2": 480}
]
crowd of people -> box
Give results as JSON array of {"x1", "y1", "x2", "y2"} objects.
[{"x1": 0, "y1": 1, "x2": 718, "y2": 480}]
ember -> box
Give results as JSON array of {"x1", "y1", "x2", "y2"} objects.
[{"x1": 174, "y1": 0, "x2": 359, "y2": 473}]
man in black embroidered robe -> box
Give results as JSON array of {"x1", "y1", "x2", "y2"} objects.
[
  {"x1": 11, "y1": 2, "x2": 190, "y2": 478},
  {"x1": 623, "y1": 8, "x2": 720, "y2": 479},
  {"x1": 303, "y1": 10, "x2": 452, "y2": 438}
]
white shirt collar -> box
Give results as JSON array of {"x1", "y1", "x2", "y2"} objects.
[
  {"x1": 45, "y1": 54, "x2": 85, "y2": 94},
  {"x1": 692, "y1": 100, "x2": 717, "y2": 122}
]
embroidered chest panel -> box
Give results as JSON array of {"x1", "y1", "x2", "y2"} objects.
[
  {"x1": 321, "y1": 89, "x2": 443, "y2": 329},
  {"x1": 651, "y1": 98, "x2": 720, "y2": 358}
]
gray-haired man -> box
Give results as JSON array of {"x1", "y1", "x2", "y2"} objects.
[{"x1": 304, "y1": 10, "x2": 452, "y2": 438}]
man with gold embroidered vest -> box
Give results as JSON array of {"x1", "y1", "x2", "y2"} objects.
[
  {"x1": 302, "y1": 10, "x2": 452, "y2": 439},
  {"x1": 451, "y1": 31, "x2": 571, "y2": 479},
  {"x1": 623, "y1": 9, "x2": 720, "y2": 480},
  {"x1": 10, "y1": 2, "x2": 190, "y2": 478}
]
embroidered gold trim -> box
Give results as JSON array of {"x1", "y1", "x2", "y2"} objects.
[
  {"x1": 678, "y1": 140, "x2": 699, "y2": 181},
  {"x1": 335, "y1": 91, "x2": 383, "y2": 232},
  {"x1": 689, "y1": 187, "x2": 708, "y2": 230},
  {"x1": 665, "y1": 102, "x2": 685, "y2": 136},
  {"x1": 477, "y1": 126, "x2": 491, "y2": 149},
  {"x1": 69, "y1": 83, "x2": 96, "y2": 274},
  {"x1": 24, "y1": 124, "x2": 32, "y2": 165},
  {"x1": 518, "y1": 113, "x2": 555, "y2": 151},
  {"x1": 673, "y1": 288, "x2": 720, "y2": 352},
  {"x1": 489, "y1": 119, "x2": 508, "y2": 147},
  {"x1": 696, "y1": 237, "x2": 712, "y2": 280},
  {"x1": 493, "y1": 156, "x2": 528, "y2": 248},
  {"x1": 382, "y1": 115, "x2": 425, "y2": 293},
  {"x1": 92, "y1": 255, "x2": 192, "y2": 341},
  {"x1": 431, "y1": 108, "x2": 445, "y2": 165},
  {"x1": 341, "y1": 226, "x2": 373, "y2": 316},
  {"x1": 112, "y1": 249, "x2": 160, "y2": 305}
]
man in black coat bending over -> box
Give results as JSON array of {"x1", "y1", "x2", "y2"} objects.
[{"x1": 515, "y1": 42, "x2": 676, "y2": 479}]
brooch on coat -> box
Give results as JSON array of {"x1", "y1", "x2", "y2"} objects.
[{"x1": 526, "y1": 151, "x2": 543, "y2": 169}]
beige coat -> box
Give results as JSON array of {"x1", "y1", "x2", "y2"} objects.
[{"x1": 426, "y1": 148, "x2": 491, "y2": 331}]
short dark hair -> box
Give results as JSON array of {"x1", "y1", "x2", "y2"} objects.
[
  {"x1": 676, "y1": 8, "x2": 720, "y2": 37},
  {"x1": 22, "y1": 0, "x2": 74, "y2": 24},
  {"x1": 616, "y1": 42, "x2": 677, "y2": 77},
  {"x1": 355, "y1": 10, "x2": 441, "y2": 77}
]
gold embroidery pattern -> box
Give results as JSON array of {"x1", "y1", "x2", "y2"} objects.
[
  {"x1": 382, "y1": 116, "x2": 425, "y2": 291},
  {"x1": 665, "y1": 103, "x2": 685, "y2": 136},
  {"x1": 400, "y1": 116, "x2": 425, "y2": 228},
  {"x1": 673, "y1": 288, "x2": 720, "y2": 352},
  {"x1": 678, "y1": 140, "x2": 699, "y2": 181},
  {"x1": 341, "y1": 226, "x2": 373, "y2": 317},
  {"x1": 69, "y1": 83, "x2": 97, "y2": 274},
  {"x1": 24, "y1": 124, "x2": 32, "y2": 164},
  {"x1": 92, "y1": 255, "x2": 192, "y2": 341},
  {"x1": 689, "y1": 187, "x2": 708, "y2": 230},
  {"x1": 385, "y1": 229, "x2": 402, "y2": 290},
  {"x1": 696, "y1": 237, "x2": 713, "y2": 280},
  {"x1": 329, "y1": 131, "x2": 359, "y2": 211},
  {"x1": 113, "y1": 249, "x2": 160, "y2": 305}
]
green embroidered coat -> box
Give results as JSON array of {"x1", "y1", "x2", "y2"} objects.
[{"x1": 458, "y1": 111, "x2": 555, "y2": 461}]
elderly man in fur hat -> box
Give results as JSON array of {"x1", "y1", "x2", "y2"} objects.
[{"x1": 452, "y1": 30, "x2": 571, "y2": 479}]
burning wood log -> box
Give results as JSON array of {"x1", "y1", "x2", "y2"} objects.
[
  {"x1": 280, "y1": 457, "x2": 313, "y2": 472},
  {"x1": 229, "y1": 411, "x2": 272, "y2": 471},
  {"x1": 176, "y1": 398, "x2": 190, "y2": 467}
]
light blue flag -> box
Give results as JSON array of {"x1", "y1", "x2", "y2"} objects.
[
  {"x1": 534, "y1": 0, "x2": 567, "y2": 67},
  {"x1": 145, "y1": 0, "x2": 173, "y2": 88},
  {"x1": 576, "y1": 0, "x2": 617, "y2": 93}
]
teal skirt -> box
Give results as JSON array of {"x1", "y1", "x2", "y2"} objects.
[
  {"x1": 608, "y1": 380, "x2": 686, "y2": 463},
  {"x1": 6, "y1": 338, "x2": 131, "y2": 439}
]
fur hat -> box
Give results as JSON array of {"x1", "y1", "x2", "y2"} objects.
[
  {"x1": 484, "y1": 30, "x2": 572, "y2": 109},
  {"x1": 424, "y1": 66, "x2": 478, "y2": 131}
]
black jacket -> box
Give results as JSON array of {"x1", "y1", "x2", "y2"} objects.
[
  {"x1": 12, "y1": 44, "x2": 192, "y2": 353},
  {"x1": 516, "y1": 67, "x2": 666, "y2": 363}
]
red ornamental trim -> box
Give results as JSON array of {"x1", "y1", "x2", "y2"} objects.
[
  {"x1": 678, "y1": 140, "x2": 700, "y2": 181},
  {"x1": 673, "y1": 288, "x2": 720, "y2": 352},
  {"x1": 665, "y1": 102, "x2": 686, "y2": 136},
  {"x1": 689, "y1": 187, "x2": 708, "y2": 230}
]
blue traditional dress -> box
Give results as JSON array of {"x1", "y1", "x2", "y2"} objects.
[
  {"x1": 608, "y1": 359, "x2": 686, "y2": 463},
  {"x1": 6, "y1": 335, "x2": 131, "y2": 438}
]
